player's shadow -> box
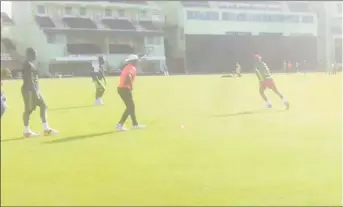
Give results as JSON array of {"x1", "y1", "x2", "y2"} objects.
[
  {"x1": 50, "y1": 105, "x2": 95, "y2": 111},
  {"x1": 211, "y1": 109, "x2": 285, "y2": 118},
  {"x1": 1, "y1": 137, "x2": 26, "y2": 143},
  {"x1": 43, "y1": 131, "x2": 115, "y2": 144}
]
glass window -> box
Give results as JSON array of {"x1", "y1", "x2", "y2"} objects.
[
  {"x1": 250, "y1": 14, "x2": 263, "y2": 22},
  {"x1": 270, "y1": 14, "x2": 283, "y2": 22},
  {"x1": 118, "y1": 9, "x2": 125, "y2": 17},
  {"x1": 237, "y1": 13, "x2": 246, "y2": 21},
  {"x1": 154, "y1": 36, "x2": 161, "y2": 45},
  {"x1": 147, "y1": 36, "x2": 154, "y2": 44},
  {"x1": 140, "y1": 10, "x2": 147, "y2": 18},
  {"x1": 46, "y1": 34, "x2": 56, "y2": 43},
  {"x1": 65, "y1": 7, "x2": 73, "y2": 15},
  {"x1": 105, "y1": 8, "x2": 112, "y2": 17},
  {"x1": 187, "y1": 11, "x2": 193, "y2": 20},
  {"x1": 79, "y1": 7, "x2": 86, "y2": 16},
  {"x1": 222, "y1": 12, "x2": 237, "y2": 21},
  {"x1": 194, "y1": 11, "x2": 202, "y2": 20},
  {"x1": 302, "y1": 16, "x2": 314, "y2": 23},
  {"x1": 284, "y1": 15, "x2": 299, "y2": 23},
  {"x1": 37, "y1": 5, "x2": 46, "y2": 14},
  {"x1": 262, "y1": 14, "x2": 271, "y2": 22},
  {"x1": 208, "y1": 12, "x2": 219, "y2": 20}
]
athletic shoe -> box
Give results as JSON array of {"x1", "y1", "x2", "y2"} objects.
[
  {"x1": 133, "y1": 124, "x2": 146, "y2": 129},
  {"x1": 116, "y1": 124, "x2": 129, "y2": 131},
  {"x1": 284, "y1": 101, "x2": 290, "y2": 110},
  {"x1": 2, "y1": 102, "x2": 8, "y2": 109},
  {"x1": 44, "y1": 128, "x2": 59, "y2": 136},
  {"x1": 95, "y1": 99, "x2": 104, "y2": 105},
  {"x1": 23, "y1": 131, "x2": 40, "y2": 138},
  {"x1": 265, "y1": 103, "x2": 272, "y2": 109}
]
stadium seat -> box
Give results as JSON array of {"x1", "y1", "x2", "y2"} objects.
[
  {"x1": 101, "y1": 19, "x2": 136, "y2": 30},
  {"x1": 63, "y1": 17, "x2": 97, "y2": 29},
  {"x1": 35, "y1": 16, "x2": 56, "y2": 28},
  {"x1": 1, "y1": 12, "x2": 14, "y2": 24},
  {"x1": 139, "y1": 21, "x2": 158, "y2": 30},
  {"x1": 1, "y1": 38, "x2": 16, "y2": 51}
]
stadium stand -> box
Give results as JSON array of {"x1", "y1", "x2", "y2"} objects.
[
  {"x1": 139, "y1": 20, "x2": 159, "y2": 31},
  {"x1": 35, "y1": 16, "x2": 56, "y2": 28},
  {"x1": 1, "y1": 12, "x2": 14, "y2": 24},
  {"x1": 101, "y1": 19, "x2": 136, "y2": 30},
  {"x1": 62, "y1": 17, "x2": 97, "y2": 29}
]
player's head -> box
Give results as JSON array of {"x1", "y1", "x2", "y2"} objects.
[
  {"x1": 124, "y1": 54, "x2": 139, "y2": 66},
  {"x1": 253, "y1": 54, "x2": 262, "y2": 62},
  {"x1": 98, "y1": 56, "x2": 105, "y2": 65},
  {"x1": 26, "y1": 47, "x2": 36, "y2": 61}
]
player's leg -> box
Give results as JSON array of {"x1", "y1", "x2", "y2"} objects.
[
  {"x1": 98, "y1": 81, "x2": 106, "y2": 99},
  {"x1": 22, "y1": 90, "x2": 39, "y2": 137},
  {"x1": 117, "y1": 88, "x2": 144, "y2": 130},
  {"x1": 270, "y1": 84, "x2": 290, "y2": 110},
  {"x1": 259, "y1": 82, "x2": 272, "y2": 108},
  {"x1": 94, "y1": 80, "x2": 105, "y2": 105},
  {"x1": 125, "y1": 90, "x2": 144, "y2": 128},
  {"x1": 1, "y1": 99, "x2": 6, "y2": 118},
  {"x1": 116, "y1": 88, "x2": 130, "y2": 131},
  {"x1": 38, "y1": 94, "x2": 58, "y2": 136}
]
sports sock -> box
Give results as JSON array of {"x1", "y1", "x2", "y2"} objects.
[
  {"x1": 24, "y1": 126, "x2": 30, "y2": 133},
  {"x1": 43, "y1": 122, "x2": 50, "y2": 130},
  {"x1": 282, "y1": 97, "x2": 287, "y2": 104}
]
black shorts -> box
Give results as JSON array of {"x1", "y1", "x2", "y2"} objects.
[{"x1": 21, "y1": 88, "x2": 46, "y2": 112}]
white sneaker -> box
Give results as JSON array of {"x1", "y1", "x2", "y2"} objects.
[
  {"x1": 116, "y1": 124, "x2": 129, "y2": 131},
  {"x1": 3, "y1": 102, "x2": 8, "y2": 109},
  {"x1": 95, "y1": 99, "x2": 104, "y2": 105},
  {"x1": 133, "y1": 124, "x2": 146, "y2": 129},
  {"x1": 23, "y1": 131, "x2": 40, "y2": 138},
  {"x1": 265, "y1": 103, "x2": 272, "y2": 109},
  {"x1": 44, "y1": 128, "x2": 59, "y2": 136}
]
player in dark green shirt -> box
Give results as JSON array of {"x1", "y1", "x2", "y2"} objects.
[
  {"x1": 254, "y1": 55, "x2": 289, "y2": 109},
  {"x1": 21, "y1": 47, "x2": 58, "y2": 137}
]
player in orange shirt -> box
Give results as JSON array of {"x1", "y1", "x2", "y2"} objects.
[{"x1": 116, "y1": 54, "x2": 145, "y2": 131}]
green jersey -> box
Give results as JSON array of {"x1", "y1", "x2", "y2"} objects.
[{"x1": 255, "y1": 61, "x2": 272, "y2": 81}]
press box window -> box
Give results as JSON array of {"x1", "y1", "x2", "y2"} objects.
[
  {"x1": 105, "y1": 9, "x2": 112, "y2": 17},
  {"x1": 302, "y1": 16, "x2": 314, "y2": 23},
  {"x1": 65, "y1": 7, "x2": 73, "y2": 15},
  {"x1": 79, "y1": 7, "x2": 86, "y2": 16},
  {"x1": 37, "y1": 5, "x2": 46, "y2": 15}
]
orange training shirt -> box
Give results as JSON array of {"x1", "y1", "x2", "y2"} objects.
[{"x1": 118, "y1": 63, "x2": 136, "y2": 89}]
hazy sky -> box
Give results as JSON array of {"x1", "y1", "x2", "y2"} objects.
[{"x1": 1, "y1": 1, "x2": 11, "y2": 17}]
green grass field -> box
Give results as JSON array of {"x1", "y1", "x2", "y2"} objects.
[{"x1": 1, "y1": 73, "x2": 342, "y2": 206}]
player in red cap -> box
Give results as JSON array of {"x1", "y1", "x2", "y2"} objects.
[{"x1": 254, "y1": 54, "x2": 290, "y2": 109}]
